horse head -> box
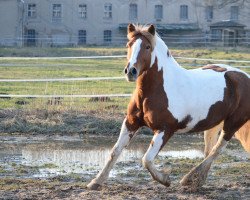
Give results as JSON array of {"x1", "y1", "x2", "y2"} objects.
[{"x1": 124, "y1": 24, "x2": 156, "y2": 82}]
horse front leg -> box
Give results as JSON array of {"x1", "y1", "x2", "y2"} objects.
[
  {"x1": 142, "y1": 131, "x2": 173, "y2": 187},
  {"x1": 87, "y1": 118, "x2": 139, "y2": 190}
]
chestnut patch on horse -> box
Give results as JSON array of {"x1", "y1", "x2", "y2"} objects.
[
  {"x1": 127, "y1": 25, "x2": 156, "y2": 50},
  {"x1": 126, "y1": 57, "x2": 192, "y2": 133},
  {"x1": 202, "y1": 65, "x2": 227, "y2": 72},
  {"x1": 222, "y1": 71, "x2": 250, "y2": 140},
  {"x1": 191, "y1": 71, "x2": 250, "y2": 136}
]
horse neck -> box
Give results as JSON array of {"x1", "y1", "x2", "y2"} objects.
[
  {"x1": 135, "y1": 36, "x2": 188, "y2": 96},
  {"x1": 154, "y1": 36, "x2": 188, "y2": 83}
]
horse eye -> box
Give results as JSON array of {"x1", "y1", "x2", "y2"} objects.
[{"x1": 146, "y1": 45, "x2": 151, "y2": 49}]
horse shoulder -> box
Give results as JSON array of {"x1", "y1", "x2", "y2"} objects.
[
  {"x1": 142, "y1": 94, "x2": 178, "y2": 132},
  {"x1": 126, "y1": 92, "x2": 144, "y2": 131}
]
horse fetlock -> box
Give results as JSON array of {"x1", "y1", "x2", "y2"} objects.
[
  {"x1": 149, "y1": 169, "x2": 171, "y2": 187},
  {"x1": 180, "y1": 164, "x2": 209, "y2": 188},
  {"x1": 159, "y1": 174, "x2": 171, "y2": 187}
]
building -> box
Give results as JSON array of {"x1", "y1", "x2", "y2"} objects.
[{"x1": 0, "y1": 0, "x2": 249, "y2": 47}]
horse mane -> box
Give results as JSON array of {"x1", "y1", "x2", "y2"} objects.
[{"x1": 127, "y1": 25, "x2": 156, "y2": 50}]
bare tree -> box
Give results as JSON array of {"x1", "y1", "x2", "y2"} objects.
[{"x1": 217, "y1": 0, "x2": 250, "y2": 8}]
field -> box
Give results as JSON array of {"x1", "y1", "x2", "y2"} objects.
[{"x1": 0, "y1": 47, "x2": 249, "y2": 199}]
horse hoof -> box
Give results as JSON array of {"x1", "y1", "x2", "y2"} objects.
[
  {"x1": 180, "y1": 174, "x2": 205, "y2": 188},
  {"x1": 87, "y1": 182, "x2": 102, "y2": 190},
  {"x1": 160, "y1": 175, "x2": 171, "y2": 187},
  {"x1": 180, "y1": 175, "x2": 191, "y2": 186},
  {"x1": 163, "y1": 181, "x2": 171, "y2": 187}
]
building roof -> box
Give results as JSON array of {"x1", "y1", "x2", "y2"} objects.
[
  {"x1": 119, "y1": 23, "x2": 200, "y2": 31},
  {"x1": 210, "y1": 20, "x2": 245, "y2": 28},
  {"x1": 156, "y1": 23, "x2": 199, "y2": 31}
]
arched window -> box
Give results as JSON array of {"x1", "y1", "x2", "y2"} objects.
[
  {"x1": 129, "y1": 3, "x2": 137, "y2": 20},
  {"x1": 155, "y1": 5, "x2": 163, "y2": 20},
  {"x1": 180, "y1": 5, "x2": 188, "y2": 20}
]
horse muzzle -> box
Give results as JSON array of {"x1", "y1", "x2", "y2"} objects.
[{"x1": 124, "y1": 67, "x2": 137, "y2": 82}]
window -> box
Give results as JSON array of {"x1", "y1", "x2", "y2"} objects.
[
  {"x1": 78, "y1": 30, "x2": 86, "y2": 45},
  {"x1": 25, "y1": 29, "x2": 36, "y2": 46},
  {"x1": 211, "y1": 29, "x2": 222, "y2": 41},
  {"x1": 180, "y1": 5, "x2": 188, "y2": 20},
  {"x1": 230, "y1": 6, "x2": 239, "y2": 20},
  {"x1": 104, "y1": 3, "x2": 112, "y2": 19},
  {"x1": 79, "y1": 4, "x2": 87, "y2": 19},
  {"x1": 52, "y1": 4, "x2": 62, "y2": 22},
  {"x1": 205, "y1": 6, "x2": 213, "y2": 21},
  {"x1": 104, "y1": 30, "x2": 112, "y2": 43},
  {"x1": 155, "y1": 5, "x2": 163, "y2": 20},
  {"x1": 129, "y1": 3, "x2": 137, "y2": 20},
  {"x1": 28, "y1": 4, "x2": 37, "y2": 18}
]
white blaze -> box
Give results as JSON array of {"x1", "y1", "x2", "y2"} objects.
[{"x1": 128, "y1": 39, "x2": 142, "y2": 70}]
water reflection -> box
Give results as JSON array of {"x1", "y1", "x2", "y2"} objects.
[
  {"x1": 0, "y1": 135, "x2": 205, "y2": 178},
  {"x1": 159, "y1": 149, "x2": 204, "y2": 159},
  {"x1": 22, "y1": 148, "x2": 145, "y2": 173}
]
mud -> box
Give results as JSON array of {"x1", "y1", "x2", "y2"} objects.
[{"x1": 0, "y1": 134, "x2": 249, "y2": 200}]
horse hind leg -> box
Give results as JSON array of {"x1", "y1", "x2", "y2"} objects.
[
  {"x1": 235, "y1": 120, "x2": 250, "y2": 153},
  {"x1": 204, "y1": 122, "x2": 223, "y2": 157},
  {"x1": 180, "y1": 130, "x2": 228, "y2": 188}
]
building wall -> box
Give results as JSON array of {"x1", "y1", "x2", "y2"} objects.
[
  {"x1": 0, "y1": 0, "x2": 249, "y2": 46},
  {"x1": 0, "y1": 0, "x2": 22, "y2": 46},
  {"x1": 196, "y1": 0, "x2": 250, "y2": 31}
]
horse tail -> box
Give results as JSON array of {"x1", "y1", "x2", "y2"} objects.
[{"x1": 235, "y1": 120, "x2": 250, "y2": 153}]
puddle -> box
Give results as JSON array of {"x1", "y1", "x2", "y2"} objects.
[
  {"x1": 0, "y1": 134, "x2": 205, "y2": 179},
  {"x1": 159, "y1": 149, "x2": 204, "y2": 159}
]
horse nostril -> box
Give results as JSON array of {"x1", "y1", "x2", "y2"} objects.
[
  {"x1": 131, "y1": 67, "x2": 137, "y2": 75},
  {"x1": 124, "y1": 68, "x2": 128, "y2": 74}
]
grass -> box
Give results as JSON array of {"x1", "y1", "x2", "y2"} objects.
[
  {"x1": 0, "y1": 109, "x2": 125, "y2": 135},
  {"x1": 0, "y1": 47, "x2": 249, "y2": 133},
  {"x1": 0, "y1": 46, "x2": 126, "y2": 57}
]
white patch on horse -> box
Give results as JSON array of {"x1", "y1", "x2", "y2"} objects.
[
  {"x1": 142, "y1": 132, "x2": 164, "y2": 164},
  {"x1": 128, "y1": 39, "x2": 142, "y2": 71},
  {"x1": 152, "y1": 36, "x2": 230, "y2": 133},
  {"x1": 142, "y1": 132, "x2": 170, "y2": 185},
  {"x1": 87, "y1": 119, "x2": 132, "y2": 189}
]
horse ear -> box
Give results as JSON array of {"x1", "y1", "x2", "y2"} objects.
[
  {"x1": 128, "y1": 24, "x2": 136, "y2": 34},
  {"x1": 148, "y1": 24, "x2": 155, "y2": 36}
]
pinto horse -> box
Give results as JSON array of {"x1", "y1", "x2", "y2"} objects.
[{"x1": 87, "y1": 24, "x2": 250, "y2": 190}]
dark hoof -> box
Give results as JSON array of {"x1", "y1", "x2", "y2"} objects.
[
  {"x1": 163, "y1": 181, "x2": 171, "y2": 187},
  {"x1": 87, "y1": 182, "x2": 102, "y2": 190}
]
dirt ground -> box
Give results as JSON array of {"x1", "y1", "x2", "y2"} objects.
[
  {"x1": 0, "y1": 137, "x2": 249, "y2": 200},
  {"x1": 0, "y1": 110, "x2": 249, "y2": 200},
  {"x1": 0, "y1": 172, "x2": 249, "y2": 200}
]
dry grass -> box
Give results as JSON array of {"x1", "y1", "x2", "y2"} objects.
[{"x1": 0, "y1": 108, "x2": 124, "y2": 135}]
